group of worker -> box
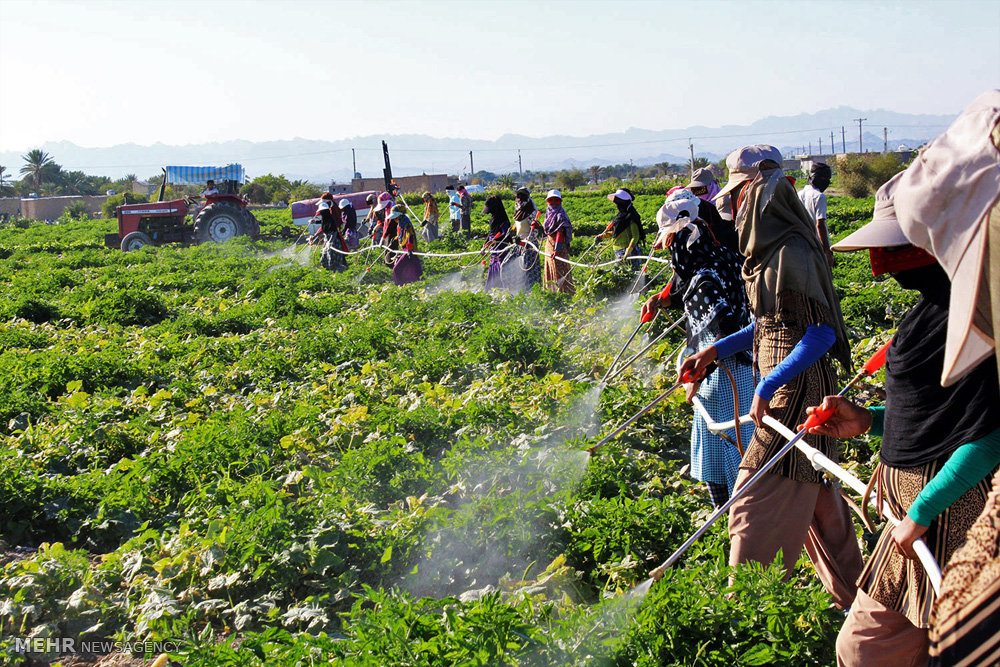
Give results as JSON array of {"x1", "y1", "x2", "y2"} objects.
[
  {"x1": 297, "y1": 91, "x2": 1000, "y2": 665},
  {"x1": 639, "y1": 90, "x2": 1000, "y2": 667}
]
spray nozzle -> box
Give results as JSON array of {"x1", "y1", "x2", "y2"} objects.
[{"x1": 649, "y1": 565, "x2": 666, "y2": 581}]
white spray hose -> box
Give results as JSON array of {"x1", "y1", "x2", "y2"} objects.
[{"x1": 686, "y1": 397, "x2": 942, "y2": 594}]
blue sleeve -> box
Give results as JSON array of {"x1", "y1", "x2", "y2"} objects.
[
  {"x1": 755, "y1": 323, "x2": 836, "y2": 400},
  {"x1": 714, "y1": 321, "x2": 755, "y2": 359}
]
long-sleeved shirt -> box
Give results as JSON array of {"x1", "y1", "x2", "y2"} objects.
[
  {"x1": 867, "y1": 407, "x2": 1000, "y2": 526},
  {"x1": 714, "y1": 321, "x2": 836, "y2": 400},
  {"x1": 448, "y1": 193, "x2": 462, "y2": 220},
  {"x1": 612, "y1": 220, "x2": 642, "y2": 251}
]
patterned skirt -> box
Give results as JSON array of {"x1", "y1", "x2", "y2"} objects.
[
  {"x1": 929, "y1": 466, "x2": 1000, "y2": 664},
  {"x1": 859, "y1": 460, "x2": 993, "y2": 629},
  {"x1": 421, "y1": 222, "x2": 439, "y2": 243},
  {"x1": 513, "y1": 242, "x2": 542, "y2": 292},
  {"x1": 343, "y1": 228, "x2": 360, "y2": 251},
  {"x1": 485, "y1": 246, "x2": 516, "y2": 291},
  {"x1": 320, "y1": 235, "x2": 347, "y2": 272},
  {"x1": 392, "y1": 252, "x2": 423, "y2": 286},
  {"x1": 543, "y1": 238, "x2": 574, "y2": 295}
]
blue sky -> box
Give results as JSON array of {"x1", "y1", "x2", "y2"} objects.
[{"x1": 1, "y1": 0, "x2": 997, "y2": 152}]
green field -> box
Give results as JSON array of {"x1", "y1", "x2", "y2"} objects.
[{"x1": 0, "y1": 193, "x2": 911, "y2": 665}]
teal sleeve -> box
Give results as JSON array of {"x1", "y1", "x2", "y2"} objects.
[
  {"x1": 868, "y1": 406, "x2": 885, "y2": 437},
  {"x1": 907, "y1": 427, "x2": 1000, "y2": 526}
]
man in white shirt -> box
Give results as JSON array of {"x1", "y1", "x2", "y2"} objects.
[
  {"x1": 202, "y1": 180, "x2": 220, "y2": 197},
  {"x1": 798, "y1": 163, "x2": 834, "y2": 266}
]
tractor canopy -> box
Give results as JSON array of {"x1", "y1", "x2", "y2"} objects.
[{"x1": 165, "y1": 164, "x2": 246, "y2": 186}]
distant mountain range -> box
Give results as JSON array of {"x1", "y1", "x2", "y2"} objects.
[{"x1": 1, "y1": 106, "x2": 956, "y2": 183}]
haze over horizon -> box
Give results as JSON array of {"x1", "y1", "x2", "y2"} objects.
[{"x1": 2, "y1": 0, "x2": 998, "y2": 156}]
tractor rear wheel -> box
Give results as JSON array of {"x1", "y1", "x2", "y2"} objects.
[
  {"x1": 121, "y1": 231, "x2": 153, "y2": 252},
  {"x1": 194, "y1": 202, "x2": 248, "y2": 244}
]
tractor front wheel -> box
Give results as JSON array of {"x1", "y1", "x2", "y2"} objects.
[
  {"x1": 194, "y1": 202, "x2": 248, "y2": 244},
  {"x1": 121, "y1": 231, "x2": 153, "y2": 252}
]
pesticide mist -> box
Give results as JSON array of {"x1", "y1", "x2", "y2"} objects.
[{"x1": 398, "y1": 382, "x2": 605, "y2": 601}]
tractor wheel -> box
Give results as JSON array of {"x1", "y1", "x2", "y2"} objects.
[
  {"x1": 121, "y1": 231, "x2": 153, "y2": 252},
  {"x1": 194, "y1": 202, "x2": 248, "y2": 244}
]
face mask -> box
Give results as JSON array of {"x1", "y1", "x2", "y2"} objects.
[{"x1": 890, "y1": 262, "x2": 949, "y2": 299}]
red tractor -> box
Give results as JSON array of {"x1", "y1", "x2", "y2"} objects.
[{"x1": 105, "y1": 164, "x2": 260, "y2": 251}]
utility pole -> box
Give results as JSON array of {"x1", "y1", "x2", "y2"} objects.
[
  {"x1": 831, "y1": 131, "x2": 835, "y2": 154},
  {"x1": 352, "y1": 148, "x2": 356, "y2": 178},
  {"x1": 688, "y1": 139, "x2": 695, "y2": 180},
  {"x1": 883, "y1": 127, "x2": 888, "y2": 153},
  {"x1": 469, "y1": 151, "x2": 474, "y2": 177},
  {"x1": 808, "y1": 141, "x2": 812, "y2": 155},
  {"x1": 518, "y1": 150, "x2": 522, "y2": 178},
  {"x1": 841, "y1": 126, "x2": 847, "y2": 154},
  {"x1": 854, "y1": 118, "x2": 867, "y2": 153},
  {"x1": 819, "y1": 138, "x2": 823, "y2": 155}
]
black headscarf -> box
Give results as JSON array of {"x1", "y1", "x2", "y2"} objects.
[
  {"x1": 319, "y1": 206, "x2": 340, "y2": 236},
  {"x1": 668, "y1": 220, "x2": 751, "y2": 358},
  {"x1": 611, "y1": 193, "x2": 643, "y2": 242},
  {"x1": 698, "y1": 199, "x2": 740, "y2": 256},
  {"x1": 482, "y1": 195, "x2": 512, "y2": 246},
  {"x1": 513, "y1": 190, "x2": 537, "y2": 221},
  {"x1": 880, "y1": 263, "x2": 1000, "y2": 467}
]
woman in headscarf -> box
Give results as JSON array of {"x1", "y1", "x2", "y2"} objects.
[
  {"x1": 312, "y1": 196, "x2": 347, "y2": 272},
  {"x1": 511, "y1": 187, "x2": 542, "y2": 291},
  {"x1": 640, "y1": 188, "x2": 754, "y2": 507},
  {"x1": 689, "y1": 168, "x2": 739, "y2": 255},
  {"x1": 803, "y1": 182, "x2": 1000, "y2": 667},
  {"x1": 482, "y1": 195, "x2": 516, "y2": 291},
  {"x1": 340, "y1": 199, "x2": 360, "y2": 251},
  {"x1": 681, "y1": 145, "x2": 862, "y2": 610},
  {"x1": 601, "y1": 188, "x2": 644, "y2": 271},
  {"x1": 421, "y1": 192, "x2": 439, "y2": 243},
  {"x1": 542, "y1": 189, "x2": 574, "y2": 294},
  {"x1": 859, "y1": 95, "x2": 1000, "y2": 667},
  {"x1": 387, "y1": 204, "x2": 423, "y2": 286},
  {"x1": 375, "y1": 191, "x2": 399, "y2": 266}
]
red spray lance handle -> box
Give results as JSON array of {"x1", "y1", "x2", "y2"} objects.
[
  {"x1": 803, "y1": 337, "x2": 893, "y2": 431},
  {"x1": 680, "y1": 362, "x2": 717, "y2": 384},
  {"x1": 641, "y1": 309, "x2": 655, "y2": 324},
  {"x1": 862, "y1": 338, "x2": 892, "y2": 377},
  {"x1": 802, "y1": 405, "x2": 835, "y2": 431}
]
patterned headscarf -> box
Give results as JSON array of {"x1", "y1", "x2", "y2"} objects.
[{"x1": 656, "y1": 189, "x2": 702, "y2": 247}]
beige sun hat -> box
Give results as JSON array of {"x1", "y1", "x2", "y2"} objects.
[
  {"x1": 714, "y1": 144, "x2": 783, "y2": 201},
  {"x1": 831, "y1": 173, "x2": 909, "y2": 251},
  {"x1": 686, "y1": 167, "x2": 717, "y2": 189},
  {"x1": 893, "y1": 89, "x2": 1000, "y2": 386}
]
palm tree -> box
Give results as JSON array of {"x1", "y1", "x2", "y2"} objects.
[
  {"x1": 0, "y1": 165, "x2": 9, "y2": 195},
  {"x1": 20, "y1": 149, "x2": 54, "y2": 191},
  {"x1": 122, "y1": 173, "x2": 137, "y2": 191}
]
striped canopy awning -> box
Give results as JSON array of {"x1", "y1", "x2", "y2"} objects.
[{"x1": 165, "y1": 164, "x2": 245, "y2": 186}]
